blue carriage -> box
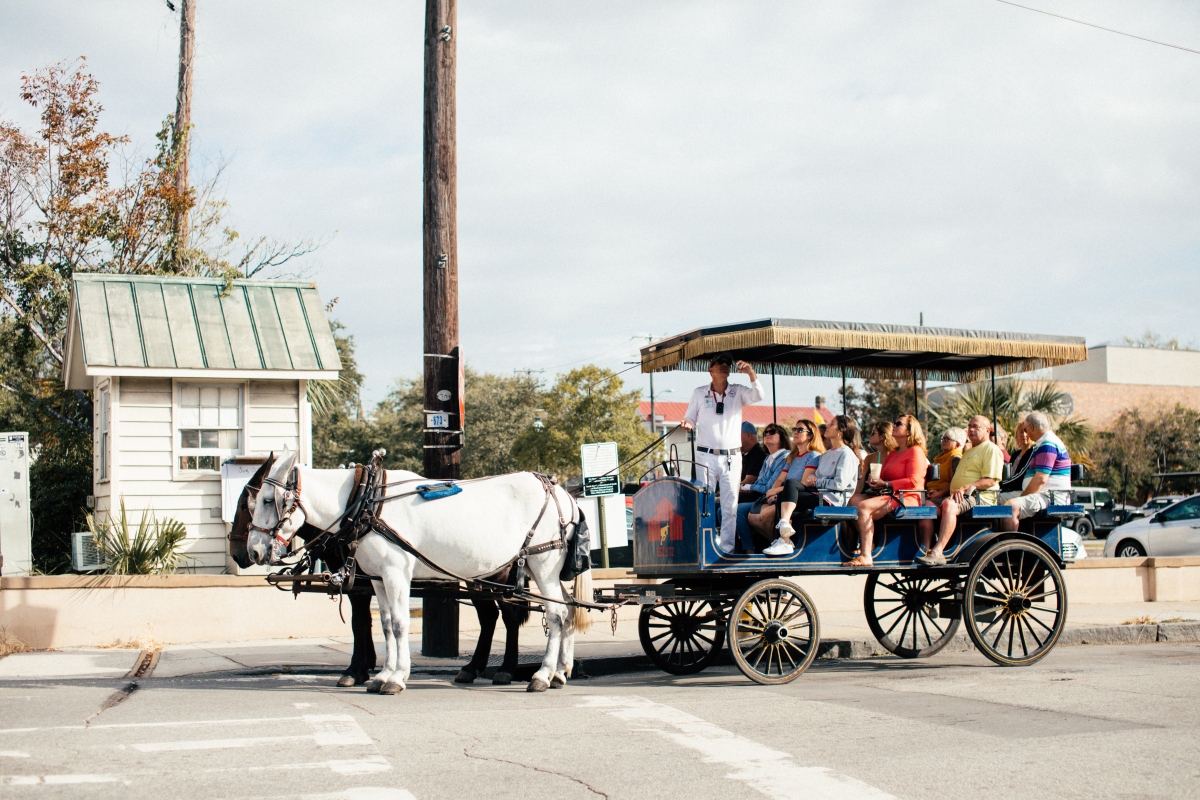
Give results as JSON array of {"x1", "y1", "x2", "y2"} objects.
[{"x1": 605, "y1": 319, "x2": 1089, "y2": 685}]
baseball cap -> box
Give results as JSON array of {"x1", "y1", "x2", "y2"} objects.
[
  {"x1": 741, "y1": 421, "x2": 757, "y2": 434},
  {"x1": 709, "y1": 352, "x2": 734, "y2": 367}
]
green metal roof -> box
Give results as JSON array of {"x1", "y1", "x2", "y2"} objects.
[{"x1": 64, "y1": 274, "x2": 341, "y2": 388}]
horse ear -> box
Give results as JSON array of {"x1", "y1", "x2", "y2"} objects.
[{"x1": 269, "y1": 450, "x2": 297, "y2": 481}]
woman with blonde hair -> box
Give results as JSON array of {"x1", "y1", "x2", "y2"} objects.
[{"x1": 845, "y1": 413, "x2": 929, "y2": 567}]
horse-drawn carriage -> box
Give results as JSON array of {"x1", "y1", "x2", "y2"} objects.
[{"x1": 597, "y1": 318, "x2": 1090, "y2": 685}]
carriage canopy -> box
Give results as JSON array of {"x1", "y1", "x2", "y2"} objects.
[{"x1": 639, "y1": 318, "x2": 1088, "y2": 382}]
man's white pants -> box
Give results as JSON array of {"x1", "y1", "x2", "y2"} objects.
[{"x1": 697, "y1": 450, "x2": 741, "y2": 552}]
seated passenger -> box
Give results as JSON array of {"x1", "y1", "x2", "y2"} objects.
[
  {"x1": 746, "y1": 420, "x2": 823, "y2": 549},
  {"x1": 734, "y1": 423, "x2": 791, "y2": 550},
  {"x1": 852, "y1": 421, "x2": 896, "y2": 504},
  {"x1": 998, "y1": 420, "x2": 1034, "y2": 493},
  {"x1": 738, "y1": 421, "x2": 767, "y2": 501},
  {"x1": 926, "y1": 427, "x2": 966, "y2": 505},
  {"x1": 917, "y1": 415, "x2": 1004, "y2": 565},
  {"x1": 845, "y1": 414, "x2": 929, "y2": 567},
  {"x1": 763, "y1": 416, "x2": 863, "y2": 557},
  {"x1": 991, "y1": 424, "x2": 1013, "y2": 464},
  {"x1": 998, "y1": 411, "x2": 1071, "y2": 531}
]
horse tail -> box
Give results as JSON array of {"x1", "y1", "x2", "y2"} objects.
[{"x1": 571, "y1": 571, "x2": 592, "y2": 634}]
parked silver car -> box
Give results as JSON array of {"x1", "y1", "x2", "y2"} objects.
[{"x1": 1103, "y1": 493, "x2": 1200, "y2": 558}]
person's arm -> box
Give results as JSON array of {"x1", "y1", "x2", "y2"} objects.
[
  {"x1": 888, "y1": 450, "x2": 926, "y2": 491},
  {"x1": 765, "y1": 465, "x2": 788, "y2": 497},
  {"x1": 735, "y1": 361, "x2": 764, "y2": 403},
  {"x1": 1022, "y1": 472, "x2": 1048, "y2": 496},
  {"x1": 1022, "y1": 443, "x2": 1055, "y2": 495},
  {"x1": 680, "y1": 388, "x2": 700, "y2": 431}
]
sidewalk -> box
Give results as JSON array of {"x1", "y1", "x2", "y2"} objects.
[{"x1": 1, "y1": 601, "x2": 1198, "y2": 681}]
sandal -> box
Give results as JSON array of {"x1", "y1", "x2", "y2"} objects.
[{"x1": 841, "y1": 555, "x2": 873, "y2": 568}]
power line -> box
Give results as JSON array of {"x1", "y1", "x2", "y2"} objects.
[{"x1": 994, "y1": 0, "x2": 1200, "y2": 56}]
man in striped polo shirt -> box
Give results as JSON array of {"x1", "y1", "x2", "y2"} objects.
[{"x1": 1000, "y1": 411, "x2": 1072, "y2": 530}]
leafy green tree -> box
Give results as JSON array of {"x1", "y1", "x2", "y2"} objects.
[
  {"x1": 844, "y1": 377, "x2": 913, "y2": 431},
  {"x1": 1090, "y1": 405, "x2": 1200, "y2": 502},
  {"x1": 512, "y1": 365, "x2": 658, "y2": 482}
]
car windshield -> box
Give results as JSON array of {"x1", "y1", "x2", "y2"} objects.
[{"x1": 1094, "y1": 490, "x2": 1112, "y2": 505}]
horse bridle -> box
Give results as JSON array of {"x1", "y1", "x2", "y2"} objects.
[{"x1": 250, "y1": 467, "x2": 305, "y2": 547}]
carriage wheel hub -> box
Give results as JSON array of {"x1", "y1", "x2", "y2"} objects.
[
  {"x1": 1006, "y1": 593, "x2": 1032, "y2": 615},
  {"x1": 763, "y1": 621, "x2": 789, "y2": 644}
]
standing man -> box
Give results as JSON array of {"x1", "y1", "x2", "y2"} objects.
[{"x1": 679, "y1": 353, "x2": 763, "y2": 552}]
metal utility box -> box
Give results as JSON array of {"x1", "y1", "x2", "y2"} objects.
[{"x1": 0, "y1": 432, "x2": 32, "y2": 576}]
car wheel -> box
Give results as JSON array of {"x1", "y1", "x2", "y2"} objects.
[
  {"x1": 1074, "y1": 518, "x2": 1094, "y2": 539},
  {"x1": 1115, "y1": 540, "x2": 1146, "y2": 558}
]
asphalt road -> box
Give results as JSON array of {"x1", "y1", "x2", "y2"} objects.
[{"x1": 2, "y1": 643, "x2": 1198, "y2": 800}]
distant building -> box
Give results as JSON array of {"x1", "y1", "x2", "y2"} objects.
[
  {"x1": 639, "y1": 396, "x2": 838, "y2": 465},
  {"x1": 1049, "y1": 345, "x2": 1200, "y2": 428}
]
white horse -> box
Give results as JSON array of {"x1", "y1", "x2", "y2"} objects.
[{"x1": 245, "y1": 452, "x2": 588, "y2": 694}]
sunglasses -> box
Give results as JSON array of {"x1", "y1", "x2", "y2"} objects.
[
  {"x1": 791, "y1": 427, "x2": 811, "y2": 435},
  {"x1": 893, "y1": 420, "x2": 908, "y2": 427}
]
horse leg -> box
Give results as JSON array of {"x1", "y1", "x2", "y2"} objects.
[
  {"x1": 456, "y1": 595, "x2": 498, "y2": 684},
  {"x1": 493, "y1": 601, "x2": 524, "y2": 686},
  {"x1": 526, "y1": 559, "x2": 570, "y2": 692},
  {"x1": 377, "y1": 565, "x2": 412, "y2": 694},
  {"x1": 366, "y1": 578, "x2": 393, "y2": 693},
  {"x1": 338, "y1": 591, "x2": 375, "y2": 687}
]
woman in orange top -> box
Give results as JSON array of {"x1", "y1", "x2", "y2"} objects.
[{"x1": 844, "y1": 414, "x2": 929, "y2": 567}]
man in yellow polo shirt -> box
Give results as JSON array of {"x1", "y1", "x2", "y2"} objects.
[{"x1": 918, "y1": 415, "x2": 1005, "y2": 566}]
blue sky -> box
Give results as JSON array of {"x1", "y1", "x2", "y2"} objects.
[{"x1": 3, "y1": 1, "x2": 1198, "y2": 408}]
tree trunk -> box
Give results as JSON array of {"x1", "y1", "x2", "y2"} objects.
[{"x1": 172, "y1": 0, "x2": 196, "y2": 269}]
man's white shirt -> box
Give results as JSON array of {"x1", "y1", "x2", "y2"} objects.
[{"x1": 684, "y1": 380, "x2": 764, "y2": 449}]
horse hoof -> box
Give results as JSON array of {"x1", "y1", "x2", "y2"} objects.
[
  {"x1": 527, "y1": 677, "x2": 549, "y2": 693},
  {"x1": 379, "y1": 681, "x2": 404, "y2": 695},
  {"x1": 365, "y1": 679, "x2": 383, "y2": 694},
  {"x1": 492, "y1": 671, "x2": 512, "y2": 686},
  {"x1": 336, "y1": 673, "x2": 357, "y2": 688},
  {"x1": 550, "y1": 674, "x2": 566, "y2": 689},
  {"x1": 454, "y1": 668, "x2": 478, "y2": 684}
]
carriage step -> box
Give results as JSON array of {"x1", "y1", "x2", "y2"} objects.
[
  {"x1": 971, "y1": 505, "x2": 1012, "y2": 519},
  {"x1": 610, "y1": 584, "x2": 676, "y2": 604},
  {"x1": 1045, "y1": 504, "x2": 1087, "y2": 518}
]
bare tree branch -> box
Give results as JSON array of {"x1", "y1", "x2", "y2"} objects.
[
  {"x1": 0, "y1": 286, "x2": 63, "y2": 363},
  {"x1": 0, "y1": 380, "x2": 89, "y2": 432}
]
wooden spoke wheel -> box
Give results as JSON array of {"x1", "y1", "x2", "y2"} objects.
[
  {"x1": 639, "y1": 599, "x2": 726, "y2": 675},
  {"x1": 864, "y1": 572, "x2": 962, "y2": 659},
  {"x1": 729, "y1": 579, "x2": 820, "y2": 685},
  {"x1": 964, "y1": 541, "x2": 1067, "y2": 666}
]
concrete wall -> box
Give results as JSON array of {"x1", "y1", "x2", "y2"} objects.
[{"x1": 4, "y1": 560, "x2": 1197, "y2": 651}]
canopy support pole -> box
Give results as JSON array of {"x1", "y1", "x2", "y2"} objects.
[
  {"x1": 771, "y1": 363, "x2": 777, "y2": 424},
  {"x1": 991, "y1": 365, "x2": 998, "y2": 445},
  {"x1": 840, "y1": 357, "x2": 847, "y2": 417},
  {"x1": 912, "y1": 369, "x2": 919, "y2": 418}
]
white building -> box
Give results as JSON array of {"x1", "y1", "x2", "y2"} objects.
[{"x1": 63, "y1": 274, "x2": 341, "y2": 574}]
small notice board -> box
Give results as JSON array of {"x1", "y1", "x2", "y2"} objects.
[{"x1": 580, "y1": 442, "x2": 620, "y2": 498}]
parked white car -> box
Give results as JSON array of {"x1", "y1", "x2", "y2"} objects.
[
  {"x1": 1061, "y1": 527, "x2": 1088, "y2": 561},
  {"x1": 1103, "y1": 493, "x2": 1200, "y2": 558}
]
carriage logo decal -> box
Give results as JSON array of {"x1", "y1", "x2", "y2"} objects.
[{"x1": 648, "y1": 498, "x2": 684, "y2": 545}]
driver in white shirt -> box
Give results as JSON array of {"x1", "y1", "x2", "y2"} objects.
[{"x1": 679, "y1": 353, "x2": 764, "y2": 551}]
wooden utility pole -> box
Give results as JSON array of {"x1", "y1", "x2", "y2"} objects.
[
  {"x1": 421, "y1": 0, "x2": 461, "y2": 657},
  {"x1": 172, "y1": 0, "x2": 196, "y2": 267}
]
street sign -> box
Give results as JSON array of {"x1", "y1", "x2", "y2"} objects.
[
  {"x1": 581, "y1": 441, "x2": 620, "y2": 497},
  {"x1": 426, "y1": 411, "x2": 449, "y2": 429},
  {"x1": 582, "y1": 474, "x2": 620, "y2": 498}
]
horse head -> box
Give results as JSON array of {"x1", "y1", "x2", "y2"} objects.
[
  {"x1": 247, "y1": 450, "x2": 307, "y2": 564},
  {"x1": 228, "y1": 454, "x2": 277, "y2": 569}
]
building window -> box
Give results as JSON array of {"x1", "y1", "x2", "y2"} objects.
[
  {"x1": 177, "y1": 384, "x2": 242, "y2": 473},
  {"x1": 98, "y1": 386, "x2": 110, "y2": 481}
]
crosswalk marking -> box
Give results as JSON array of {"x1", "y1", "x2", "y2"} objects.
[{"x1": 580, "y1": 695, "x2": 896, "y2": 800}]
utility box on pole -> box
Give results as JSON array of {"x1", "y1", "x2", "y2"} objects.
[{"x1": 0, "y1": 432, "x2": 32, "y2": 576}]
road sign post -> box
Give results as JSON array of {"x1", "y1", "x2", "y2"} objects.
[{"x1": 581, "y1": 442, "x2": 619, "y2": 569}]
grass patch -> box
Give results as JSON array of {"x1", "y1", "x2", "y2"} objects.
[
  {"x1": 1123, "y1": 615, "x2": 1192, "y2": 625},
  {"x1": 0, "y1": 628, "x2": 31, "y2": 657}
]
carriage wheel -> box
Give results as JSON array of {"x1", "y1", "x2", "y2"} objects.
[
  {"x1": 964, "y1": 541, "x2": 1067, "y2": 667},
  {"x1": 864, "y1": 572, "x2": 962, "y2": 658},
  {"x1": 638, "y1": 599, "x2": 726, "y2": 675},
  {"x1": 729, "y1": 579, "x2": 820, "y2": 685}
]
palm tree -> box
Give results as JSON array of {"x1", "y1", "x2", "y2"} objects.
[{"x1": 926, "y1": 378, "x2": 1092, "y2": 456}]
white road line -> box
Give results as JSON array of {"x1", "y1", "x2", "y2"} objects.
[
  {"x1": 0, "y1": 751, "x2": 30, "y2": 758},
  {"x1": 0, "y1": 715, "x2": 305, "y2": 735},
  {"x1": 579, "y1": 695, "x2": 896, "y2": 800},
  {"x1": 1, "y1": 774, "x2": 121, "y2": 785},
  {"x1": 133, "y1": 714, "x2": 374, "y2": 753}
]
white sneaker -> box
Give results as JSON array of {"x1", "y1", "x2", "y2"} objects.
[
  {"x1": 776, "y1": 519, "x2": 796, "y2": 538},
  {"x1": 762, "y1": 538, "x2": 795, "y2": 557}
]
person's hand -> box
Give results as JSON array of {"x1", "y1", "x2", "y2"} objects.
[
  {"x1": 867, "y1": 478, "x2": 885, "y2": 490},
  {"x1": 951, "y1": 488, "x2": 967, "y2": 504},
  {"x1": 741, "y1": 484, "x2": 753, "y2": 492},
  {"x1": 766, "y1": 486, "x2": 782, "y2": 498},
  {"x1": 735, "y1": 360, "x2": 757, "y2": 380},
  {"x1": 679, "y1": 418, "x2": 694, "y2": 431}
]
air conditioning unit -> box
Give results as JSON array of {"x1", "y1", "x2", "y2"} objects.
[{"x1": 72, "y1": 531, "x2": 106, "y2": 572}]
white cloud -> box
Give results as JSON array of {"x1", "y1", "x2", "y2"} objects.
[{"x1": 3, "y1": 0, "x2": 1198, "y2": 406}]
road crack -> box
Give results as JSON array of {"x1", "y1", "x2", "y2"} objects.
[
  {"x1": 83, "y1": 682, "x2": 138, "y2": 727},
  {"x1": 463, "y1": 747, "x2": 607, "y2": 798}
]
